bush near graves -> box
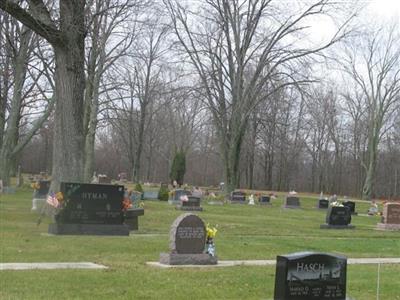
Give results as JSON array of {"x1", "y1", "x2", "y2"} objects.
[
  {"x1": 134, "y1": 183, "x2": 144, "y2": 193},
  {"x1": 169, "y1": 151, "x2": 186, "y2": 186},
  {"x1": 158, "y1": 185, "x2": 169, "y2": 201}
]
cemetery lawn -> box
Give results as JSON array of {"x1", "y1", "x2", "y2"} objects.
[{"x1": 1, "y1": 189, "x2": 399, "y2": 300}]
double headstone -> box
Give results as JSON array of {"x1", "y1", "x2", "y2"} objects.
[
  {"x1": 48, "y1": 182, "x2": 143, "y2": 235},
  {"x1": 317, "y1": 198, "x2": 329, "y2": 209},
  {"x1": 178, "y1": 196, "x2": 203, "y2": 211},
  {"x1": 259, "y1": 195, "x2": 271, "y2": 205},
  {"x1": 283, "y1": 196, "x2": 301, "y2": 209},
  {"x1": 320, "y1": 206, "x2": 355, "y2": 229},
  {"x1": 274, "y1": 252, "x2": 347, "y2": 300},
  {"x1": 230, "y1": 191, "x2": 246, "y2": 204},
  {"x1": 159, "y1": 214, "x2": 217, "y2": 265},
  {"x1": 377, "y1": 202, "x2": 400, "y2": 231},
  {"x1": 31, "y1": 180, "x2": 51, "y2": 211}
]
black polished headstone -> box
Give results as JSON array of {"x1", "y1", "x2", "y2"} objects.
[
  {"x1": 318, "y1": 199, "x2": 329, "y2": 209},
  {"x1": 274, "y1": 252, "x2": 347, "y2": 300},
  {"x1": 55, "y1": 182, "x2": 125, "y2": 225},
  {"x1": 230, "y1": 191, "x2": 246, "y2": 203},
  {"x1": 259, "y1": 195, "x2": 271, "y2": 205},
  {"x1": 34, "y1": 180, "x2": 51, "y2": 198},
  {"x1": 326, "y1": 206, "x2": 351, "y2": 226},
  {"x1": 283, "y1": 196, "x2": 301, "y2": 208},
  {"x1": 179, "y1": 196, "x2": 203, "y2": 211},
  {"x1": 342, "y1": 201, "x2": 357, "y2": 215}
]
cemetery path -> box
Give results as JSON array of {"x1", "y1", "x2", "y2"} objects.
[{"x1": 146, "y1": 257, "x2": 400, "y2": 268}]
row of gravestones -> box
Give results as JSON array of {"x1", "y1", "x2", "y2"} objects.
[{"x1": 159, "y1": 213, "x2": 348, "y2": 299}]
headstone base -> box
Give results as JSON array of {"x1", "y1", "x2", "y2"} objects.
[
  {"x1": 207, "y1": 201, "x2": 224, "y2": 205},
  {"x1": 320, "y1": 224, "x2": 355, "y2": 229},
  {"x1": 168, "y1": 200, "x2": 181, "y2": 205},
  {"x1": 282, "y1": 205, "x2": 301, "y2": 209},
  {"x1": 376, "y1": 223, "x2": 400, "y2": 231},
  {"x1": 159, "y1": 253, "x2": 217, "y2": 265},
  {"x1": 48, "y1": 223, "x2": 130, "y2": 236},
  {"x1": 230, "y1": 200, "x2": 246, "y2": 204},
  {"x1": 176, "y1": 206, "x2": 203, "y2": 211}
]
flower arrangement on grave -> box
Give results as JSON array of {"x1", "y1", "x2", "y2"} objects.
[
  {"x1": 122, "y1": 197, "x2": 133, "y2": 211},
  {"x1": 31, "y1": 182, "x2": 40, "y2": 190},
  {"x1": 205, "y1": 224, "x2": 218, "y2": 256},
  {"x1": 330, "y1": 200, "x2": 343, "y2": 207},
  {"x1": 169, "y1": 190, "x2": 175, "y2": 197}
]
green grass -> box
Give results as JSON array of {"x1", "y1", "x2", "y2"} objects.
[{"x1": 1, "y1": 189, "x2": 399, "y2": 299}]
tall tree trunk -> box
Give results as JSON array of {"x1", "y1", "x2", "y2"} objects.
[{"x1": 51, "y1": 1, "x2": 85, "y2": 190}]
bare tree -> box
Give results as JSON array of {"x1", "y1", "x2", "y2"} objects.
[
  {"x1": 0, "y1": 0, "x2": 87, "y2": 190},
  {"x1": 165, "y1": 0, "x2": 351, "y2": 193},
  {"x1": 342, "y1": 23, "x2": 400, "y2": 199}
]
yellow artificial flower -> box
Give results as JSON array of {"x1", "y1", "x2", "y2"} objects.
[
  {"x1": 56, "y1": 192, "x2": 64, "y2": 203},
  {"x1": 206, "y1": 224, "x2": 218, "y2": 238}
]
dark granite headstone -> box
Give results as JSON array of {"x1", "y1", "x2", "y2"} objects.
[
  {"x1": 178, "y1": 196, "x2": 203, "y2": 211},
  {"x1": 230, "y1": 191, "x2": 246, "y2": 204},
  {"x1": 283, "y1": 196, "x2": 301, "y2": 208},
  {"x1": 318, "y1": 199, "x2": 329, "y2": 209},
  {"x1": 259, "y1": 195, "x2": 271, "y2": 205},
  {"x1": 320, "y1": 206, "x2": 354, "y2": 229},
  {"x1": 159, "y1": 213, "x2": 217, "y2": 265},
  {"x1": 48, "y1": 182, "x2": 130, "y2": 235},
  {"x1": 342, "y1": 201, "x2": 357, "y2": 215},
  {"x1": 377, "y1": 202, "x2": 400, "y2": 230},
  {"x1": 274, "y1": 252, "x2": 347, "y2": 300},
  {"x1": 34, "y1": 180, "x2": 51, "y2": 198}
]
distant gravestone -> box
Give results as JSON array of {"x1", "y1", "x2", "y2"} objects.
[
  {"x1": 259, "y1": 195, "x2": 271, "y2": 205},
  {"x1": 48, "y1": 183, "x2": 132, "y2": 235},
  {"x1": 317, "y1": 199, "x2": 329, "y2": 209},
  {"x1": 274, "y1": 252, "x2": 347, "y2": 300},
  {"x1": 178, "y1": 196, "x2": 203, "y2": 211},
  {"x1": 168, "y1": 189, "x2": 191, "y2": 205},
  {"x1": 31, "y1": 180, "x2": 51, "y2": 211},
  {"x1": 320, "y1": 206, "x2": 355, "y2": 229},
  {"x1": 283, "y1": 196, "x2": 301, "y2": 209},
  {"x1": 342, "y1": 201, "x2": 357, "y2": 215},
  {"x1": 142, "y1": 191, "x2": 159, "y2": 200},
  {"x1": 159, "y1": 214, "x2": 217, "y2": 265},
  {"x1": 230, "y1": 191, "x2": 246, "y2": 204},
  {"x1": 0, "y1": 180, "x2": 3, "y2": 194},
  {"x1": 97, "y1": 175, "x2": 111, "y2": 184},
  {"x1": 377, "y1": 202, "x2": 400, "y2": 231}
]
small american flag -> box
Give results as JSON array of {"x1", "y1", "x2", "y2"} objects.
[{"x1": 46, "y1": 192, "x2": 59, "y2": 208}]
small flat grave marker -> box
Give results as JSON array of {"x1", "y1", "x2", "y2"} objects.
[{"x1": 274, "y1": 252, "x2": 347, "y2": 300}]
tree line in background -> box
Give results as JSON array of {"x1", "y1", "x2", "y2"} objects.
[{"x1": 0, "y1": 0, "x2": 399, "y2": 199}]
